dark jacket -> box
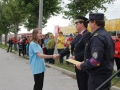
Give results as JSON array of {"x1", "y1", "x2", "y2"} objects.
[
  {"x1": 81, "y1": 27, "x2": 114, "y2": 76},
  {"x1": 59, "y1": 30, "x2": 91, "y2": 60},
  {"x1": 74, "y1": 30, "x2": 91, "y2": 62},
  {"x1": 18, "y1": 42, "x2": 23, "y2": 49},
  {"x1": 7, "y1": 39, "x2": 13, "y2": 45},
  {"x1": 71, "y1": 35, "x2": 81, "y2": 52}
]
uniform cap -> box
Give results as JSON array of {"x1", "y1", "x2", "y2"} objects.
[
  {"x1": 88, "y1": 13, "x2": 104, "y2": 21},
  {"x1": 75, "y1": 16, "x2": 88, "y2": 24}
]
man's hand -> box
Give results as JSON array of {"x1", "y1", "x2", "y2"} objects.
[
  {"x1": 53, "y1": 54, "x2": 60, "y2": 60},
  {"x1": 76, "y1": 61, "x2": 84, "y2": 70},
  {"x1": 70, "y1": 56, "x2": 75, "y2": 60}
]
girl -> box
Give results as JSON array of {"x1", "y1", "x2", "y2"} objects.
[{"x1": 29, "y1": 28, "x2": 56, "y2": 90}]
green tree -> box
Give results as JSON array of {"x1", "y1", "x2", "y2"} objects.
[
  {"x1": 17, "y1": 0, "x2": 62, "y2": 30},
  {"x1": 0, "y1": 2, "x2": 10, "y2": 45},
  {"x1": 47, "y1": 32, "x2": 53, "y2": 35},
  {"x1": 63, "y1": 0, "x2": 115, "y2": 20},
  {"x1": 3, "y1": 0, "x2": 27, "y2": 37}
]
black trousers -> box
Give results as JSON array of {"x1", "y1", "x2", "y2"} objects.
[
  {"x1": 57, "y1": 49, "x2": 64, "y2": 64},
  {"x1": 22, "y1": 45, "x2": 26, "y2": 56},
  {"x1": 66, "y1": 51, "x2": 70, "y2": 65},
  {"x1": 114, "y1": 57, "x2": 120, "y2": 76},
  {"x1": 33, "y1": 72, "x2": 44, "y2": 90},
  {"x1": 7, "y1": 45, "x2": 12, "y2": 52},
  {"x1": 75, "y1": 68, "x2": 88, "y2": 90},
  {"x1": 43, "y1": 47, "x2": 48, "y2": 54},
  {"x1": 19, "y1": 49, "x2": 23, "y2": 56},
  {"x1": 88, "y1": 75, "x2": 111, "y2": 90},
  {"x1": 48, "y1": 48, "x2": 54, "y2": 64}
]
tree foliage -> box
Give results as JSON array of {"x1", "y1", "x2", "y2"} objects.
[
  {"x1": 0, "y1": 2, "x2": 11, "y2": 45},
  {"x1": 63, "y1": 0, "x2": 115, "y2": 20},
  {"x1": 1, "y1": 0, "x2": 28, "y2": 37},
  {"x1": 17, "y1": 0, "x2": 62, "y2": 30}
]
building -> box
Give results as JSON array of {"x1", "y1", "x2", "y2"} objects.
[{"x1": 56, "y1": 18, "x2": 120, "y2": 37}]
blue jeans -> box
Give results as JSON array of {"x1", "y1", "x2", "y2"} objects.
[
  {"x1": 26, "y1": 47, "x2": 29, "y2": 56},
  {"x1": 14, "y1": 44, "x2": 17, "y2": 51},
  {"x1": 57, "y1": 49, "x2": 64, "y2": 64}
]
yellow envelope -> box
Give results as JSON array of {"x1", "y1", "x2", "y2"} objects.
[{"x1": 66, "y1": 59, "x2": 80, "y2": 65}]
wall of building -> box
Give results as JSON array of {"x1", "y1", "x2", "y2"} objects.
[{"x1": 59, "y1": 18, "x2": 120, "y2": 36}]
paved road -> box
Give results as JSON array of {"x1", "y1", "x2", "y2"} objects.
[{"x1": 0, "y1": 48, "x2": 78, "y2": 90}]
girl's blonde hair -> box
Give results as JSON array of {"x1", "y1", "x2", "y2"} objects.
[{"x1": 31, "y1": 28, "x2": 41, "y2": 43}]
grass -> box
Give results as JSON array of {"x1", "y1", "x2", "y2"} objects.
[
  {"x1": 54, "y1": 59, "x2": 75, "y2": 72},
  {"x1": 0, "y1": 43, "x2": 120, "y2": 88},
  {"x1": 111, "y1": 71, "x2": 120, "y2": 87},
  {"x1": 0, "y1": 43, "x2": 8, "y2": 49}
]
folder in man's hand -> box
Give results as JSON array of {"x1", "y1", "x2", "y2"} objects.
[{"x1": 66, "y1": 59, "x2": 80, "y2": 65}]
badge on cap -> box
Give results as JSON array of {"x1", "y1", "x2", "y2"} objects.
[{"x1": 92, "y1": 52, "x2": 98, "y2": 59}]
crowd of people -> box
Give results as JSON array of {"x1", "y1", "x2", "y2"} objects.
[
  {"x1": 7, "y1": 31, "x2": 76, "y2": 64},
  {"x1": 7, "y1": 35, "x2": 31, "y2": 56}
]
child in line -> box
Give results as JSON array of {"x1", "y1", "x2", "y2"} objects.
[{"x1": 18, "y1": 40, "x2": 23, "y2": 56}]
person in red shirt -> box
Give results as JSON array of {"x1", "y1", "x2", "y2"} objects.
[
  {"x1": 65, "y1": 34, "x2": 73, "y2": 65},
  {"x1": 114, "y1": 34, "x2": 120, "y2": 77},
  {"x1": 65, "y1": 34, "x2": 73, "y2": 47},
  {"x1": 13, "y1": 36, "x2": 18, "y2": 52}
]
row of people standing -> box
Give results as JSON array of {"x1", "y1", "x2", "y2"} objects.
[{"x1": 7, "y1": 35, "x2": 30, "y2": 57}]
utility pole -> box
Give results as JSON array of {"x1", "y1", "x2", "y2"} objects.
[{"x1": 38, "y1": 0, "x2": 43, "y2": 30}]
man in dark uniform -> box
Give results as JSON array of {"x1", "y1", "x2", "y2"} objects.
[
  {"x1": 71, "y1": 31, "x2": 79, "y2": 55},
  {"x1": 76, "y1": 13, "x2": 114, "y2": 90},
  {"x1": 56, "y1": 16, "x2": 91, "y2": 90}
]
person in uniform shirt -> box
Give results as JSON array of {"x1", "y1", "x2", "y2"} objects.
[
  {"x1": 55, "y1": 16, "x2": 91, "y2": 90},
  {"x1": 71, "y1": 32, "x2": 79, "y2": 55},
  {"x1": 76, "y1": 13, "x2": 114, "y2": 90},
  {"x1": 71, "y1": 16, "x2": 91, "y2": 90}
]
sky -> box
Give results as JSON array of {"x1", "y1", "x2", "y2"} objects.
[{"x1": 18, "y1": 0, "x2": 120, "y2": 34}]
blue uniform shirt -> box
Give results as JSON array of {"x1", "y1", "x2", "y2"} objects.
[{"x1": 29, "y1": 41, "x2": 46, "y2": 75}]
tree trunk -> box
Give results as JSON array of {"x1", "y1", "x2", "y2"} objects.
[
  {"x1": 37, "y1": 15, "x2": 39, "y2": 28},
  {"x1": 0, "y1": 34, "x2": 2, "y2": 44},
  {"x1": 14, "y1": 23, "x2": 18, "y2": 37},
  {"x1": 5, "y1": 33, "x2": 7, "y2": 46}
]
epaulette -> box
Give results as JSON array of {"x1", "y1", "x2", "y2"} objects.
[{"x1": 94, "y1": 33, "x2": 98, "y2": 36}]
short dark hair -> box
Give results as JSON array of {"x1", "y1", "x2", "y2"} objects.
[
  {"x1": 90, "y1": 20, "x2": 105, "y2": 27},
  {"x1": 79, "y1": 21, "x2": 88, "y2": 28},
  {"x1": 45, "y1": 34, "x2": 49, "y2": 37}
]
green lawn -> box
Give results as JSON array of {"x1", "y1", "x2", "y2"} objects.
[
  {"x1": 54, "y1": 59, "x2": 75, "y2": 72},
  {"x1": 0, "y1": 43, "x2": 8, "y2": 49}
]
